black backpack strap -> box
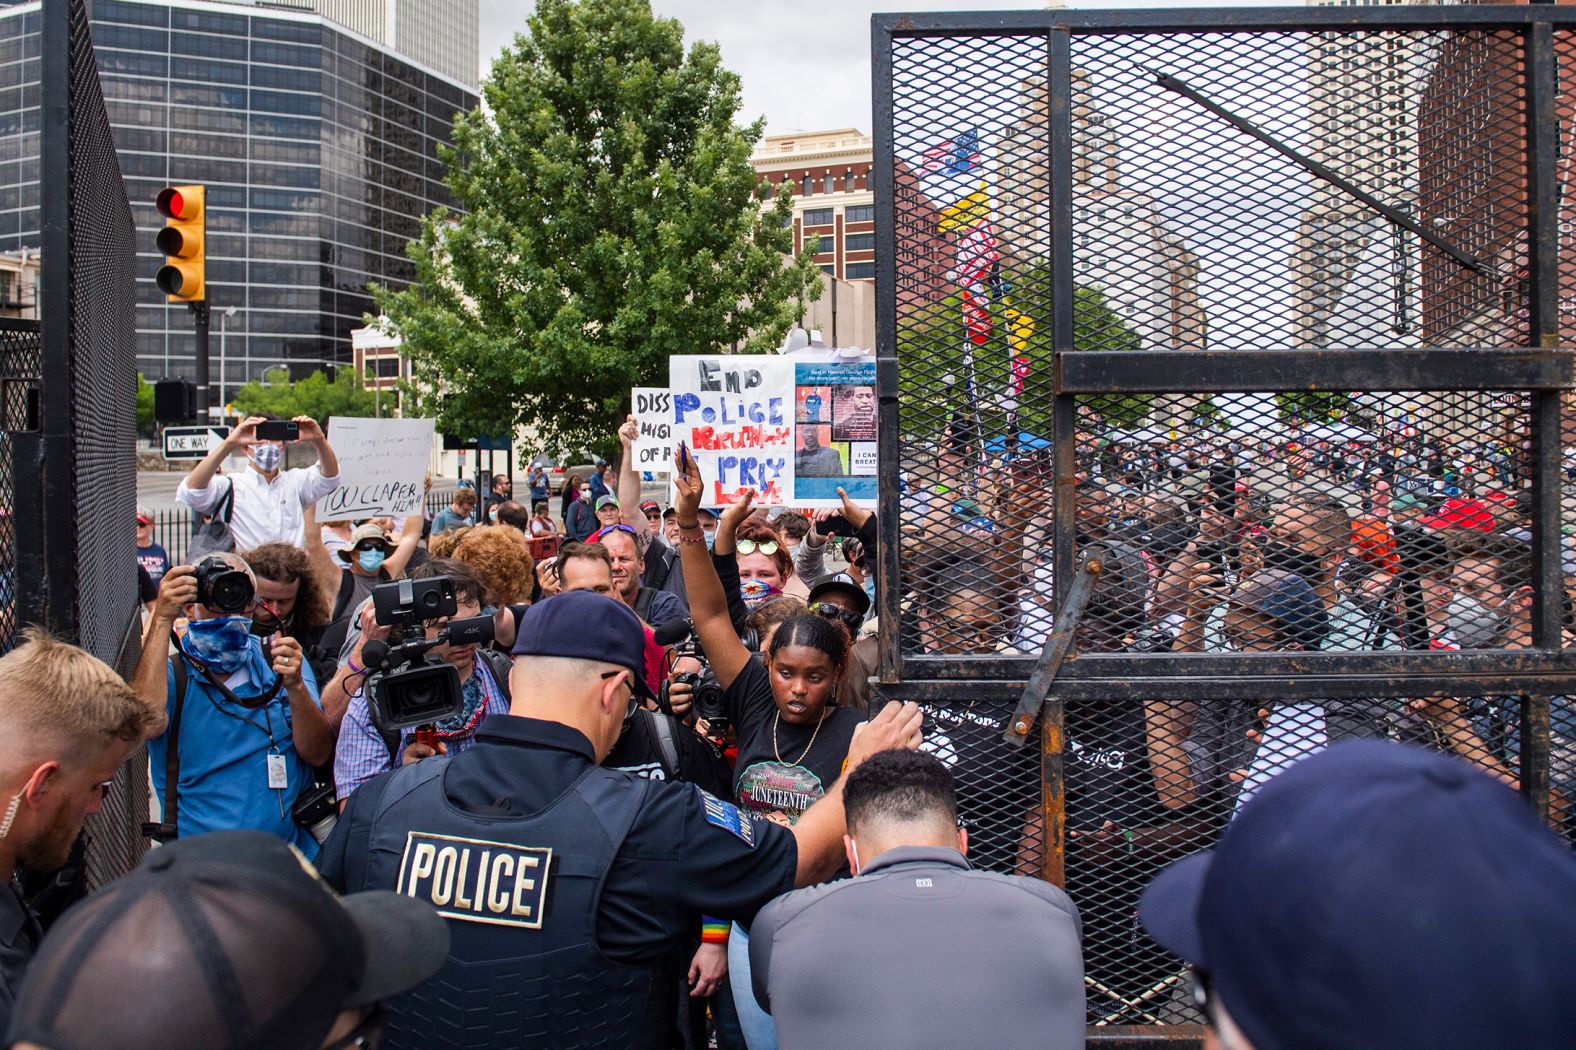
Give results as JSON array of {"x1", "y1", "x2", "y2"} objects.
[
  {"x1": 480, "y1": 648, "x2": 513, "y2": 702},
  {"x1": 142, "y1": 641, "x2": 188, "y2": 842},
  {"x1": 217, "y1": 480, "x2": 236, "y2": 523},
  {"x1": 643, "y1": 709, "x2": 679, "y2": 780},
  {"x1": 634, "y1": 586, "x2": 657, "y2": 623},
  {"x1": 330, "y1": 569, "x2": 357, "y2": 623}
]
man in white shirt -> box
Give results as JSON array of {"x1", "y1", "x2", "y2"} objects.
[{"x1": 176, "y1": 415, "x2": 341, "y2": 551}]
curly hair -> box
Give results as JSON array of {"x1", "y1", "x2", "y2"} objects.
[
  {"x1": 745, "y1": 594, "x2": 807, "y2": 647},
  {"x1": 242, "y1": 543, "x2": 331, "y2": 632},
  {"x1": 428, "y1": 525, "x2": 472, "y2": 560},
  {"x1": 735, "y1": 519, "x2": 792, "y2": 581},
  {"x1": 453, "y1": 523, "x2": 535, "y2": 606}
]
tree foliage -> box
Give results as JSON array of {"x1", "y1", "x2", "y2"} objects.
[
  {"x1": 376, "y1": 0, "x2": 822, "y2": 458},
  {"x1": 136, "y1": 372, "x2": 154, "y2": 434},
  {"x1": 230, "y1": 369, "x2": 376, "y2": 425},
  {"x1": 1275, "y1": 391, "x2": 1353, "y2": 423},
  {"x1": 896, "y1": 276, "x2": 1145, "y2": 444}
]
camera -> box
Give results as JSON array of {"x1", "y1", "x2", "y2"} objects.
[
  {"x1": 360, "y1": 577, "x2": 494, "y2": 731},
  {"x1": 194, "y1": 556, "x2": 254, "y2": 613},
  {"x1": 291, "y1": 782, "x2": 338, "y2": 844},
  {"x1": 255, "y1": 419, "x2": 299, "y2": 441},
  {"x1": 660, "y1": 620, "x2": 729, "y2": 743}
]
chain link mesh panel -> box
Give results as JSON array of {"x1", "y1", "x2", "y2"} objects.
[
  {"x1": 40, "y1": 0, "x2": 145, "y2": 887},
  {"x1": 0, "y1": 319, "x2": 40, "y2": 656},
  {"x1": 876, "y1": 11, "x2": 1575, "y2": 1031}
]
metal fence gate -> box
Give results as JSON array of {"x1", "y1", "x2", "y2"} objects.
[
  {"x1": 25, "y1": 0, "x2": 144, "y2": 886},
  {"x1": 872, "y1": 6, "x2": 1576, "y2": 1040}
]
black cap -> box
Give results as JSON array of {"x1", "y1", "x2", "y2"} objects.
[
  {"x1": 511, "y1": 589, "x2": 657, "y2": 700},
  {"x1": 806, "y1": 572, "x2": 870, "y2": 617},
  {"x1": 7, "y1": 830, "x2": 450, "y2": 1050}
]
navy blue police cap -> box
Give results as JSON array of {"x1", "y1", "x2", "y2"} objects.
[
  {"x1": 1139, "y1": 740, "x2": 1576, "y2": 1050},
  {"x1": 511, "y1": 589, "x2": 656, "y2": 700}
]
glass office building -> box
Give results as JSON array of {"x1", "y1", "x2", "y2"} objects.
[{"x1": 0, "y1": 0, "x2": 476, "y2": 396}]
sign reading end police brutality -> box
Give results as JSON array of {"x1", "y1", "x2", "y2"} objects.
[
  {"x1": 669, "y1": 356, "x2": 794, "y2": 507},
  {"x1": 317, "y1": 416, "x2": 435, "y2": 519}
]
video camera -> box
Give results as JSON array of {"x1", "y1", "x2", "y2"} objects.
[{"x1": 361, "y1": 577, "x2": 495, "y2": 732}]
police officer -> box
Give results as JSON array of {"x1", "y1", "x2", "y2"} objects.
[{"x1": 317, "y1": 590, "x2": 921, "y2": 1050}]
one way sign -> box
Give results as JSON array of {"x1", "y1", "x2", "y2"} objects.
[{"x1": 162, "y1": 425, "x2": 228, "y2": 460}]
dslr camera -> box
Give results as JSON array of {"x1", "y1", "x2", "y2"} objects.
[
  {"x1": 360, "y1": 577, "x2": 495, "y2": 732},
  {"x1": 660, "y1": 620, "x2": 729, "y2": 743},
  {"x1": 193, "y1": 556, "x2": 254, "y2": 613}
]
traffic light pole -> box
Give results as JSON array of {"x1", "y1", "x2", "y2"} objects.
[{"x1": 192, "y1": 299, "x2": 210, "y2": 421}]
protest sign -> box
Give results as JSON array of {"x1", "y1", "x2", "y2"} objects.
[
  {"x1": 791, "y1": 358, "x2": 878, "y2": 506},
  {"x1": 669, "y1": 355, "x2": 795, "y2": 507},
  {"x1": 317, "y1": 416, "x2": 435, "y2": 518},
  {"x1": 665, "y1": 354, "x2": 877, "y2": 508},
  {"x1": 631, "y1": 387, "x2": 675, "y2": 470}
]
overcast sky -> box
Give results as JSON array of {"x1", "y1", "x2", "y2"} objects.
[{"x1": 475, "y1": 0, "x2": 1305, "y2": 138}]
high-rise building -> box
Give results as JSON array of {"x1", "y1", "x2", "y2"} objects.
[
  {"x1": 750, "y1": 129, "x2": 877, "y2": 283},
  {"x1": 0, "y1": 0, "x2": 476, "y2": 401},
  {"x1": 1290, "y1": 0, "x2": 1422, "y2": 350},
  {"x1": 264, "y1": 0, "x2": 478, "y2": 90}
]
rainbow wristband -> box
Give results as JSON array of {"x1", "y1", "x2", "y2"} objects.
[{"x1": 701, "y1": 919, "x2": 730, "y2": 945}]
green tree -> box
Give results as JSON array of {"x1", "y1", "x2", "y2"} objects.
[
  {"x1": 1275, "y1": 391, "x2": 1352, "y2": 423},
  {"x1": 896, "y1": 278, "x2": 1145, "y2": 444},
  {"x1": 230, "y1": 369, "x2": 376, "y2": 426},
  {"x1": 136, "y1": 372, "x2": 155, "y2": 434},
  {"x1": 376, "y1": 0, "x2": 821, "y2": 457}
]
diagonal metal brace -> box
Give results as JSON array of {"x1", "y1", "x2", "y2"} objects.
[
  {"x1": 1003, "y1": 552, "x2": 1102, "y2": 747},
  {"x1": 1150, "y1": 69, "x2": 1489, "y2": 275}
]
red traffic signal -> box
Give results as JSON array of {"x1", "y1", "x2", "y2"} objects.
[{"x1": 155, "y1": 184, "x2": 205, "y2": 301}]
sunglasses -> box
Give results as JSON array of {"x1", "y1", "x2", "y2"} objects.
[
  {"x1": 603, "y1": 669, "x2": 639, "y2": 720},
  {"x1": 736, "y1": 539, "x2": 780, "y2": 556},
  {"x1": 809, "y1": 601, "x2": 862, "y2": 628},
  {"x1": 590, "y1": 523, "x2": 638, "y2": 544}
]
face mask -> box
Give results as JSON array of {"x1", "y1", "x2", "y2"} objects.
[
  {"x1": 358, "y1": 549, "x2": 387, "y2": 573},
  {"x1": 250, "y1": 443, "x2": 282, "y2": 472},
  {"x1": 182, "y1": 615, "x2": 254, "y2": 674},
  {"x1": 863, "y1": 577, "x2": 877, "y2": 603},
  {"x1": 703, "y1": 530, "x2": 716, "y2": 551},
  {"x1": 1260, "y1": 540, "x2": 1326, "y2": 584},
  {"x1": 740, "y1": 578, "x2": 782, "y2": 610},
  {"x1": 1447, "y1": 594, "x2": 1507, "y2": 649},
  {"x1": 250, "y1": 609, "x2": 281, "y2": 637}
]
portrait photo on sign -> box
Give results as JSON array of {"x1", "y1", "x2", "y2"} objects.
[
  {"x1": 796, "y1": 385, "x2": 831, "y2": 424},
  {"x1": 831, "y1": 385, "x2": 877, "y2": 441},
  {"x1": 795, "y1": 425, "x2": 847, "y2": 478}
]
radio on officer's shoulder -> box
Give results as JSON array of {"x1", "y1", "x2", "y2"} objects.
[{"x1": 362, "y1": 577, "x2": 495, "y2": 732}]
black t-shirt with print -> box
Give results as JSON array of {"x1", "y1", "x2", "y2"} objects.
[
  {"x1": 723, "y1": 656, "x2": 865, "y2": 823},
  {"x1": 917, "y1": 698, "x2": 1039, "y2": 875}
]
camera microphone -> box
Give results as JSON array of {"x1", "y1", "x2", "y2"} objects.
[
  {"x1": 361, "y1": 638, "x2": 390, "y2": 670},
  {"x1": 652, "y1": 619, "x2": 693, "y2": 647}
]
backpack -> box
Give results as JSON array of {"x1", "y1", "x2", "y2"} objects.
[{"x1": 185, "y1": 483, "x2": 236, "y2": 561}]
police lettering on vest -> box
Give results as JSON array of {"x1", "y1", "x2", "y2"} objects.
[{"x1": 398, "y1": 832, "x2": 551, "y2": 928}]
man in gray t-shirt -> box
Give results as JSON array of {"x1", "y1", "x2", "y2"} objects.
[{"x1": 749, "y1": 751, "x2": 1085, "y2": 1050}]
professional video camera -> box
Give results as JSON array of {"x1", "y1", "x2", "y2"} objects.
[{"x1": 360, "y1": 577, "x2": 495, "y2": 732}]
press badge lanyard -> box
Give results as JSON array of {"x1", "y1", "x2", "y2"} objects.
[{"x1": 184, "y1": 651, "x2": 291, "y2": 818}]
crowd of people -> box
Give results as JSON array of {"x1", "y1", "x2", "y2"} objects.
[{"x1": 0, "y1": 407, "x2": 1569, "y2": 1048}]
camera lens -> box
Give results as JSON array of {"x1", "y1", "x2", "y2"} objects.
[{"x1": 212, "y1": 573, "x2": 252, "y2": 612}]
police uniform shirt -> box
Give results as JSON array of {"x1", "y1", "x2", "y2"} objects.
[
  {"x1": 318, "y1": 714, "x2": 798, "y2": 962},
  {"x1": 0, "y1": 879, "x2": 40, "y2": 1033}
]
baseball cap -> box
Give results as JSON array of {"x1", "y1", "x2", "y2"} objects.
[
  {"x1": 595, "y1": 494, "x2": 619, "y2": 510},
  {"x1": 337, "y1": 521, "x2": 394, "y2": 561},
  {"x1": 6, "y1": 830, "x2": 450, "y2": 1050},
  {"x1": 807, "y1": 572, "x2": 871, "y2": 617},
  {"x1": 1229, "y1": 568, "x2": 1329, "y2": 650},
  {"x1": 135, "y1": 507, "x2": 151, "y2": 526},
  {"x1": 1419, "y1": 495, "x2": 1495, "y2": 532},
  {"x1": 1139, "y1": 741, "x2": 1576, "y2": 1050},
  {"x1": 511, "y1": 589, "x2": 656, "y2": 700},
  {"x1": 639, "y1": 499, "x2": 660, "y2": 514},
  {"x1": 696, "y1": 506, "x2": 718, "y2": 521}
]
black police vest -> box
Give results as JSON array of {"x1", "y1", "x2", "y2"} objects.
[{"x1": 363, "y1": 756, "x2": 672, "y2": 1050}]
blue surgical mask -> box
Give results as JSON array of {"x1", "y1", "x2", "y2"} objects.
[
  {"x1": 863, "y1": 577, "x2": 876, "y2": 604},
  {"x1": 358, "y1": 549, "x2": 387, "y2": 573},
  {"x1": 703, "y1": 530, "x2": 715, "y2": 551},
  {"x1": 251, "y1": 443, "x2": 282, "y2": 472},
  {"x1": 181, "y1": 616, "x2": 254, "y2": 674}
]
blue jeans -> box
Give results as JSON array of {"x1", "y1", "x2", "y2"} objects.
[{"x1": 727, "y1": 926, "x2": 778, "y2": 1050}]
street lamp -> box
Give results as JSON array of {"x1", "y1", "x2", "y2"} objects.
[{"x1": 217, "y1": 306, "x2": 239, "y2": 415}]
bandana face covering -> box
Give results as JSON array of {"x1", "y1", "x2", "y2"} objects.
[
  {"x1": 741, "y1": 578, "x2": 783, "y2": 610},
  {"x1": 181, "y1": 616, "x2": 254, "y2": 674}
]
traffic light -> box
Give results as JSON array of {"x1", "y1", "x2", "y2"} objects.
[
  {"x1": 154, "y1": 184, "x2": 205, "y2": 302},
  {"x1": 153, "y1": 378, "x2": 196, "y2": 423}
]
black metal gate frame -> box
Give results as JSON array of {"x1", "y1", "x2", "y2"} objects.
[{"x1": 873, "y1": 6, "x2": 1576, "y2": 822}]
